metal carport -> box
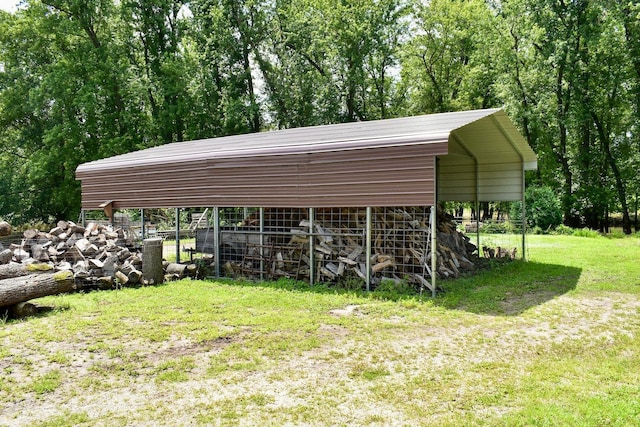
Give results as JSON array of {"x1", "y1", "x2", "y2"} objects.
[{"x1": 76, "y1": 108, "x2": 537, "y2": 295}]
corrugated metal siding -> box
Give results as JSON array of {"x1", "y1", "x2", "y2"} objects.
[
  {"x1": 76, "y1": 108, "x2": 537, "y2": 209},
  {"x1": 438, "y1": 160, "x2": 476, "y2": 201},
  {"x1": 79, "y1": 144, "x2": 442, "y2": 209},
  {"x1": 477, "y1": 163, "x2": 523, "y2": 201}
]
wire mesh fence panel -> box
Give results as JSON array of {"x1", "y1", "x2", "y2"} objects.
[
  {"x1": 370, "y1": 207, "x2": 432, "y2": 290},
  {"x1": 240, "y1": 207, "x2": 307, "y2": 280},
  {"x1": 311, "y1": 208, "x2": 366, "y2": 285},
  {"x1": 189, "y1": 205, "x2": 479, "y2": 289}
]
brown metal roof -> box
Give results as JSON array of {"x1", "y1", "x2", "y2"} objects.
[{"x1": 76, "y1": 108, "x2": 536, "y2": 209}]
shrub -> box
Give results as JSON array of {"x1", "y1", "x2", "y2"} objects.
[
  {"x1": 511, "y1": 186, "x2": 563, "y2": 231},
  {"x1": 480, "y1": 221, "x2": 515, "y2": 234},
  {"x1": 572, "y1": 228, "x2": 601, "y2": 238},
  {"x1": 553, "y1": 224, "x2": 574, "y2": 235}
]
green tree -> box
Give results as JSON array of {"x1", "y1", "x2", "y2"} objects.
[
  {"x1": 511, "y1": 186, "x2": 563, "y2": 231},
  {"x1": 400, "y1": 0, "x2": 500, "y2": 114},
  {"x1": 258, "y1": 0, "x2": 407, "y2": 127}
]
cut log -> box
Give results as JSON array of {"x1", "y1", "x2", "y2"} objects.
[
  {"x1": 13, "y1": 249, "x2": 30, "y2": 262},
  {"x1": 186, "y1": 264, "x2": 198, "y2": 277},
  {"x1": 8, "y1": 301, "x2": 38, "y2": 318},
  {"x1": 165, "y1": 263, "x2": 187, "y2": 276},
  {"x1": 127, "y1": 268, "x2": 142, "y2": 284},
  {"x1": 0, "y1": 263, "x2": 53, "y2": 280},
  {"x1": 31, "y1": 244, "x2": 50, "y2": 262},
  {"x1": 0, "y1": 271, "x2": 75, "y2": 307},
  {"x1": 97, "y1": 276, "x2": 114, "y2": 290},
  {"x1": 0, "y1": 221, "x2": 11, "y2": 237},
  {"x1": 23, "y1": 229, "x2": 37, "y2": 240},
  {"x1": 115, "y1": 270, "x2": 129, "y2": 285},
  {"x1": 372, "y1": 259, "x2": 395, "y2": 273},
  {"x1": 0, "y1": 249, "x2": 12, "y2": 265}
]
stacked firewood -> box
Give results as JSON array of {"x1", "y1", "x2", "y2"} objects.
[
  {"x1": 232, "y1": 206, "x2": 478, "y2": 291},
  {"x1": 0, "y1": 221, "x2": 200, "y2": 290},
  {"x1": 0, "y1": 221, "x2": 142, "y2": 289}
]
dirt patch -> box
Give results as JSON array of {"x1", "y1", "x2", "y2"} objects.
[
  {"x1": 500, "y1": 290, "x2": 559, "y2": 315},
  {"x1": 329, "y1": 304, "x2": 361, "y2": 317},
  {"x1": 149, "y1": 335, "x2": 234, "y2": 360}
]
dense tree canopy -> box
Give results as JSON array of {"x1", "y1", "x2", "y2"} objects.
[{"x1": 0, "y1": 0, "x2": 638, "y2": 232}]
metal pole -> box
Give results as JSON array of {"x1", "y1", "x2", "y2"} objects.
[
  {"x1": 366, "y1": 206, "x2": 372, "y2": 292},
  {"x1": 175, "y1": 208, "x2": 180, "y2": 264},
  {"x1": 521, "y1": 168, "x2": 526, "y2": 261},
  {"x1": 140, "y1": 209, "x2": 145, "y2": 240},
  {"x1": 80, "y1": 209, "x2": 86, "y2": 227},
  {"x1": 431, "y1": 206, "x2": 437, "y2": 298},
  {"x1": 309, "y1": 208, "x2": 315, "y2": 285},
  {"x1": 259, "y1": 207, "x2": 265, "y2": 281},
  {"x1": 475, "y1": 200, "x2": 480, "y2": 256},
  {"x1": 214, "y1": 207, "x2": 220, "y2": 278}
]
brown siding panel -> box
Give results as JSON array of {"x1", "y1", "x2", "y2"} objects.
[
  {"x1": 77, "y1": 109, "x2": 537, "y2": 209},
  {"x1": 80, "y1": 146, "x2": 440, "y2": 209}
]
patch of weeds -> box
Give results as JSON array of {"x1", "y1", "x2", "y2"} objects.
[
  {"x1": 154, "y1": 357, "x2": 195, "y2": 383},
  {"x1": 35, "y1": 411, "x2": 90, "y2": 427},
  {"x1": 363, "y1": 414, "x2": 387, "y2": 424},
  {"x1": 156, "y1": 369, "x2": 189, "y2": 383},
  {"x1": 246, "y1": 393, "x2": 275, "y2": 406},
  {"x1": 76, "y1": 376, "x2": 110, "y2": 392},
  {"x1": 370, "y1": 278, "x2": 416, "y2": 301},
  {"x1": 87, "y1": 342, "x2": 109, "y2": 353},
  {"x1": 107, "y1": 345, "x2": 126, "y2": 359},
  {"x1": 30, "y1": 369, "x2": 62, "y2": 395},
  {"x1": 195, "y1": 398, "x2": 242, "y2": 423},
  {"x1": 47, "y1": 351, "x2": 71, "y2": 365},
  {"x1": 0, "y1": 345, "x2": 10, "y2": 358},
  {"x1": 0, "y1": 375, "x2": 16, "y2": 394},
  {"x1": 348, "y1": 361, "x2": 390, "y2": 380}
]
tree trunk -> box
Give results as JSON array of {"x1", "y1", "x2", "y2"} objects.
[
  {"x1": 0, "y1": 271, "x2": 75, "y2": 308},
  {"x1": 592, "y1": 112, "x2": 633, "y2": 234}
]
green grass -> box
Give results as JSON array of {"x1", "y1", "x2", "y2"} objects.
[{"x1": 0, "y1": 234, "x2": 639, "y2": 426}]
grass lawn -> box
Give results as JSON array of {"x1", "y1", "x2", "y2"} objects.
[{"x1": 1, "y1": 234, "x2": 639, "y2": 426}]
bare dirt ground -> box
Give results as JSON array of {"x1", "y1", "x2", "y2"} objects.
[{"x1": 1, "y1": 289, "x2": 639, "y2": 426}]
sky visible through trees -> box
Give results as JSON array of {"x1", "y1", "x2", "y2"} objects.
[{"x1": 0, "y1": 0, "x2": 638, "y2": 233}]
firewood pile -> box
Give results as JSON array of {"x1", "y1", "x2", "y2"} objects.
[
  {"x1": 1, "y1": 220, "x2": 209, "y2": 317},
  {"x1": 229, "y1": 206, "x2": 479, "y2": 291}
]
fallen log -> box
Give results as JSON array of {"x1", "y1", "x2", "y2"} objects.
[
  {"x1": 8, "y1": 301, "x2": 38, "y2": 318},
  {"x1": 0, "y1": 263, "x2": 53, "y2": 280},
  {"x1": 0, "y1": 271, "x2": 75, "y2": 307}
]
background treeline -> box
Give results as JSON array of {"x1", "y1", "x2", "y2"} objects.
[{"x1": 0, "y1": 0, "x2": 638, "y2": 233}]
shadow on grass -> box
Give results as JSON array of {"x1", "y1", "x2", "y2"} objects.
[
  {"x1": 206, "y1": 259, "x2": 580, "y2": 316},
  {"x1": 435, "y1": 260, "x2": 581, "y2": 316}
]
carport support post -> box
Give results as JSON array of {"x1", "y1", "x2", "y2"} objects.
[
  {"x1": 366, "y1": 206, "x2": 372, "y2": 292},
  {"x1": 431, "y1": 205, "x2": 437, "y2": 298},
  {"x1": 214, "y1": 207, "x2": 220, "y2": 278},
  {"x1": 259, "y1": 207, "x2": 265, "y2": 281},
  {"x1": 140, "y1": 209, "x2": 145, "y2": 239},
  {"x1": 475, "y1": 200, "x2": 480, "y2": 256},
  {"x1": 521, "y1": 169, "x2": 527, "y2": 261},
  {"x1": 309, "y1": 208, "x2": 315, "y2": 286},
  {"x1": 175, "y1": 208, "x2": 180, "y2": 263}
]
